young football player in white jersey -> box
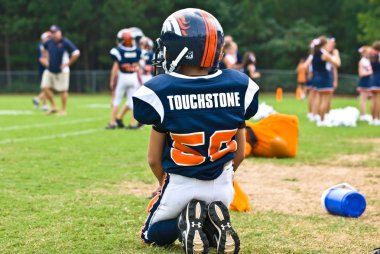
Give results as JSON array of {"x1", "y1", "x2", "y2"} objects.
[
  {"x1": 133, "y1": 8, "x2": 259, "y2": 254},
  {"x1": 106, "y1": 29, "x2": 144, "y2": 129},
  {"x1": 109, "y1": 28, "x2": 128, "y2": 104},
  {"x1": 33, "y1": 31, "x2": 51, "y2": 111}
]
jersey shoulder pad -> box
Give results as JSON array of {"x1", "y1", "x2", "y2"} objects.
[
  {"x1": 132, "y1": 84, "x2": 165, "y2": 126},
  {"x1": 110, "y1": 48, "x2": 121, "y2": 61},
  {"x1": 221, "y1": 68, "x2": 249, "y2": 85}
]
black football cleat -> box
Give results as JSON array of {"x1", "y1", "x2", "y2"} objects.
[
  {"x1": 205, "y1": 201, "x2": 240, "y2": 254},
  {"x1": 115, "y1": 118, "x2": 125, "y2": 128},
  {"x1": 178, "y1": 199, "x2": 209, "y2": 254},
  {"x1": 126, "y1": 123, "x2": 143, "y2": 130},
  {"x1": 105, "y1": 123, "x2": 117, "y2": 130}
]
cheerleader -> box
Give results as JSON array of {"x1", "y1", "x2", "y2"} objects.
[
  {"x1": 310, "y1": 36, "x2": 340, "y2": 124},
  {"x1": 357, "y1": 46, "x2": 373, "y2": 122}
]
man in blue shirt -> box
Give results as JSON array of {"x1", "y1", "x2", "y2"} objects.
[{"x1": 40, "y1": 25, "x2": 80, "y2": 116}]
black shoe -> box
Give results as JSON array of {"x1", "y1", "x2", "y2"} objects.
[
  {"x1": 105, "y1": 123, "x2": 117, "y2": 129},
  {"x1": 116, "y1": 118, "x2": 125, "y2": 128},
  {"x1": 206, "y1": 201, "x2": 240, "y2": 254},
  {"x1": 178, "y1": 199, "x2": 209, "y2": 254},
  {"x1": 127, "y1": 124, "x2": 143, "y2": 130}
]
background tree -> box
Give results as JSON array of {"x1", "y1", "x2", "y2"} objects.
[
  {"x1": 358, "y1": 0, "x2": 380, "y2": 44},
  {"x1": 0, "y1": 0, "x2": 377, "y2": 76}
]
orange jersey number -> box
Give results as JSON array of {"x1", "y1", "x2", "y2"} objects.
[
  {"x1": 209, "y1": 130, "x2": 237, "y2": 161},
  {"x1": 170, "y1": 129, "x2": 238, "y2": 166}
]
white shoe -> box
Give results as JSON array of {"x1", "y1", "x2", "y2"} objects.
[
  {"x1": 311, "y1": 114, "x2": 321, "y2": 123},
  {"x1": 359, "y1": 114, "x2": 372, "y2": 122},
  {"x1": 41, "y1": 105, "x2": 50, "y2": 112},
  {"x1": 371, "y1": 118, "x2": 380, "y2": 126},
  {"x1": 317, "y1": 119, "x2": 330, "y2": 127},
  {"x1": 32, "y1": 97, "x2": 40, "y2": 109}
]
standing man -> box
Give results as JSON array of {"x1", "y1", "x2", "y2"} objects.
[{"x1": 40, "y1": 25, "x2": 80, "y2": 116}]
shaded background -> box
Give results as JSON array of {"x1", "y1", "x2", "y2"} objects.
[{"x1": 0, "y1": 0, "x2": 379, "y2": 93}]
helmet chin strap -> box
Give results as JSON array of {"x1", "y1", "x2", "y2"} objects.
[{"x1": 163, "y1": 47, "x2": 189, "y2": 73}]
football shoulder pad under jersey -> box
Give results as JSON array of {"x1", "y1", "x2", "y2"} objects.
[{"x1": 132, "y1": 69, "x2": 259, "y2": 131}]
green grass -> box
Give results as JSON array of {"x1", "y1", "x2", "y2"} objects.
[{"x1": 0, "y1": 94, "x2": 379, "y2": 254}]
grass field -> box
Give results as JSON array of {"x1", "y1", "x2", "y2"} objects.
[{"x1": 0, "y1": 94, "x2": 379, "y2": 254}]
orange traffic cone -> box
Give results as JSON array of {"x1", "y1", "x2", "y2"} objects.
[
  {"x1": 296, "y1": 87, "x2": 302, "y2": 100},
  {"x1": 276, "y1": 87, "x2": 283, "y2": 102}
]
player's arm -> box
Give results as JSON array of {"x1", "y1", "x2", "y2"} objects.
[
  {"x1": 223, "y1": 57, "x2": 234, "y2": 69},
  {"x1": 332, "y1": 49, "x2": 341, "y2": 67},
  {"x1": 303, "y1": 55, "x2": 313, "y2": 69},
  {"x1": 333, "y1": 66, "x2": 338, "y2": 89},
  {"x1": 39, "y1": 49, "x2": 49, "y2": 67},
  {"x1": 67, "y1": 51, "x2": 80, "y2": 66},
  {"x1": 233, "y1": 128, "x2": 246, "y2": 172},
  {"x1": 61, "y1": 39, "x2": 80, "y2": 69},
  {"x1": 133, "y1": 85, "x2": 167, "y2": 186},
  {"x1": 139, "y1": 54, "x2": 146, "y2": 69},
  {"x1": 148, "y1": 128, "x2": 166, "y2": 186},
  {"x1": 321, "y1": 50, "x2": 340, "y2": 68},
  {"x1": 110, "y1": 62, "x2": 118, "y2": 90}
]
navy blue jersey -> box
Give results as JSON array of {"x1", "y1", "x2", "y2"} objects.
[
  {"x1": 371, "y1": 55, "x2": 380, "y2": 74},
  {"x1": 141, "y1": 49, "x2": 154, "y2": 75},
  {"x1": 312, "y1": 50, "x2": 332, "y2": 87},
  {"x1": 43, "y1": 37, "x2": 79, "y2": 73},
  {"x1": 133, "y1": 69, "x2": 259, "y2": 180},
  {"x1": 312, "y1": 50, "x2": 328, "y2": 73},
  {"x1": 371, "y1": 55, "x2": 380, "y2": 87},
  {"x1": 110, "y1": 45, "x2": 142, "y2": 73}
]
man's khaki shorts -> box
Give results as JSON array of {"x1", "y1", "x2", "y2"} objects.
[{"x1": 41, "y1": 70, "x2": 70, "y2": 92}]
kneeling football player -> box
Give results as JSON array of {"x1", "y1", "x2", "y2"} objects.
[{"x1": 133, "y1": 8, "x2": 259, "y2": 254}]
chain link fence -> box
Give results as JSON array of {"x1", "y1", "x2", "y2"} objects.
[{"x1": 0, "y1": 69, "x2": 359, "y2": 94}]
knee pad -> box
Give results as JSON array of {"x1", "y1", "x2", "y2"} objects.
[{"x1": 147, "y1": 219, "x2": 179, "y2": 246}]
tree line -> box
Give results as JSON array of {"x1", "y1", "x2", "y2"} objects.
[{"x1": 0, "y1": 0, "x2": 379, "y2": 75}]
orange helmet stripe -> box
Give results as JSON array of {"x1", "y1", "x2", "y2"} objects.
[{"x1": 200, "y1": 11, "x2": 218, "y2": 67}]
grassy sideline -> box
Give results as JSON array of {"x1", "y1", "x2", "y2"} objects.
[{"x1": 0, "y1": 94, "x2": 379, "y2": 253}]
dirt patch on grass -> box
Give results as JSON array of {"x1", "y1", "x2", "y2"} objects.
[
  {"x1": 91, "y1": 159, "x2": 379, "y2": 227},
  {"x1": 236, "y1": 160, "x2": 380, "y2": 226},
  {"x1": 329, "y1": 138, "x2": 380, "y2": 166},
  {"x1": 355, "y1": 138, "x2": 380, "y2": 145},
  {"x1": 91, "y1": 137, "x2": 380, "y2": 227},
  {"x1": 88, "y1": 181, "x2": 156, "y2": 198}
]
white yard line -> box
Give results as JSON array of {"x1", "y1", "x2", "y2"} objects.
[
  {"x1": 0, "y1": 117, "x2": 105, "y2": 131},
  {"x1": 0, "y1": 129, "x2": 101, "y2": 145},
  {"x1": 0, "y1": 110, "x2": 35, "y2": 115},
  {"x1": 84, "y1": 104, "x2": 111, "y2": 109}
]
